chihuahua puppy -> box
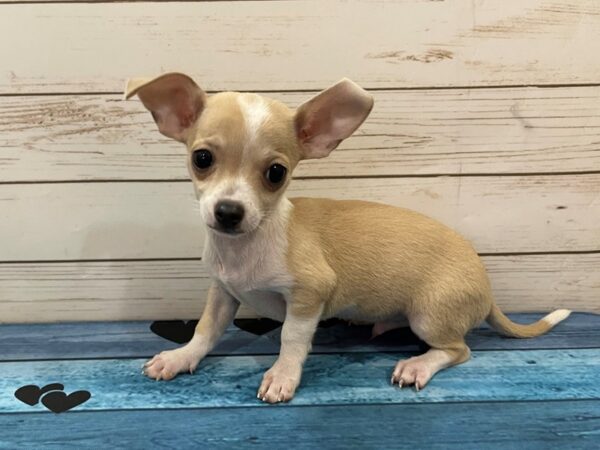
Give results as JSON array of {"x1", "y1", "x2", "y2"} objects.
[{"x1": 126, "y1": 73, "x2": 570, "y2": 403}]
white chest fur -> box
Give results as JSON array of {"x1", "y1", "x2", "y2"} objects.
[{"x1": 202, "y1": 199, "x2": 294, "y2": 320}]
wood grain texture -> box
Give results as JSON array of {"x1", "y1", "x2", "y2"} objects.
[
  {"x1": 1, "y1": 400, "x2": 599, "y2": 450},
  {"x1": 1, "y1": 313, "x2": 598, "y2": 361},
  {"x1": 1, "y1": 176, "x2": 598, "y2": 261},
  {"x1": 1, "y1": 254, "x2": 598, "y2": 323},
  {"x1": 2, "y1": 87, "x2": 600, "y2": 182},
  {"x1": 2, "y1": 349, "x2": 600, "y2": 412},
  {"x1": 1, "y1": 1, "x2": 600, "y2": 93}
]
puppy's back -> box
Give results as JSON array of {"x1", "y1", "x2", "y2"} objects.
[{"x1": 287, "y1": 197, "x2": 491, "y2": 321}]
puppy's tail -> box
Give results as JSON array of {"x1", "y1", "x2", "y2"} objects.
[{"x1": 486, "y1": 304, "x2": 571, "y2": 338}]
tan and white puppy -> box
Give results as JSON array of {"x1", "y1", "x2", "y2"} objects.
[{"x1": 126, "y1": 73, "x2": 571, "y2": 403}]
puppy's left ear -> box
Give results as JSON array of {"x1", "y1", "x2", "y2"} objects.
[
  {"x1": 125, "y1": 72, "x2": 206, "y2": 143},
  {"x1": 294, "y1": 78, "x2": 374, "y2": 159}
]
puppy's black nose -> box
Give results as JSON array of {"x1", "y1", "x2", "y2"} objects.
[{"x1": 214, "y1": 201, "x2": 245, "y2": 231}]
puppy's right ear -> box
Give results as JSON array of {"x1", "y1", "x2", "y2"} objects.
[{"x1": 124, "y1": 72, "x2": 206, "y2": 143}]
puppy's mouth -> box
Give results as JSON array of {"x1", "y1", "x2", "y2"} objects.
[{"x1": 207, "y1": 224, "x2": 246, "y2": 237}]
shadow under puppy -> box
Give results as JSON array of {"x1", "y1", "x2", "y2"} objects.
[{"x1": 125, "y1": 73, "x2": 571, "y2": 403}]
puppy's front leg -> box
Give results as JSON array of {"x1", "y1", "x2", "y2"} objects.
[
  {"x1": 258, "y1": 292, "x2": 322, "y2": 403},
  {"x1": 143, "y1": 282, "x2": 239, "y2": 381}
]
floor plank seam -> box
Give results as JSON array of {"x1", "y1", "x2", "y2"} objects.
[
  {"x1": 3, "y1": 344, "x2": 600, "y2": 363},
  {"x1": 2, "y1": 397, "x2": 599, "y2": 417}
]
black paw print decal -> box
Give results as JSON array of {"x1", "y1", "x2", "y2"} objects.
[
  {"x1": 150, "y1": 318, "x2": 283, "y2": 343},
  {"x1": 15, "y1": 383, "x2": 91, "y2": 413},
  {"x1": 150, "y1": 320, "x2": 199, "y2": 344}
]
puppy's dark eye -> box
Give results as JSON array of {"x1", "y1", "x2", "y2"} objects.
[
  {"x1": 265, "y1": 163, "x2": 287, "y2": 185},
  {"x1": 192, "y1": 149, "x2": 213, "y2": 170}
]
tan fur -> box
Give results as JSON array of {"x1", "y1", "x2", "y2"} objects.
[
  {"x1": 486, "y1": 304, "x2": 571, "y2": 338},
  {"x1": 127, "y1": 73, "x2": 571, "y2": 403},
  {"x1": 287, "y1": 198, "x2": 492, "y2": 332}
]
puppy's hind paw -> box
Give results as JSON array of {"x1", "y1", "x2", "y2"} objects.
[{"x1": 390, "y1": 356, "x2": 433, "y2": 391}]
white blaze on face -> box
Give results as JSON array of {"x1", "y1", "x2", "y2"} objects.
[
  {"x1": 198, "y1": 94, "x2": 273, "y2": 234},
  {"x1": 237, "y1": 93, "x2": 271, "y2": 146}
]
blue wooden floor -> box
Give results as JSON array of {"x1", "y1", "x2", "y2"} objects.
[{"x1": 1, "y1": 313, "x2": 599, "y2": 449}]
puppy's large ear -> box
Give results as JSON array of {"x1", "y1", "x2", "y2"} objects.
[
  {"x1": 125, "y1": 72, "x2": 206, "y2": 142},
  {"x1": 294, "y1": 78, "x2": 374, "y2": 159}
]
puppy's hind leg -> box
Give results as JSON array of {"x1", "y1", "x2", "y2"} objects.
[
  {"x1": 390, "y1": 278, "x2": 491, "y2": 390},
  {"x1": 390, "y1": 299, "x2": 479, "y2": 390}
]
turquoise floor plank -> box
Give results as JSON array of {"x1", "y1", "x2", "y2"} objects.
[
  {"x1": 1, "y1": 400, "x2": 599, "y2": 450},
  {"x1": 0, "y1": 321, "x2": 272, "y2": 361},
  {"x1": 1, "y1": 349, "x2": 599, "y2": 413},
  {"x1": 1, "y1": 313, "x2": 597, "y2": 361}
]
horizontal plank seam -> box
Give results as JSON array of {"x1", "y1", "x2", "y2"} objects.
[
  {"x1": 4, "y1": 82, "x2": 600, "y2": 97},
  {"x1": 2, "y1": 171, "x2": 600, "y2": 186},
  {"x1": 0, "y1": 257, "x2": 203, "y2": 264},
  {"x1": 1, "y1": 250, "x2": 599, "y2": 265},
  {"x1": 478, "y1": 250, "x2": 600, "y2": 256},
  {"x1": 0, "y1": 397, "x2": 598, "y2": 416},
  {"x1": 3, "y1": 344, "x2": 600, "y2": 364}
]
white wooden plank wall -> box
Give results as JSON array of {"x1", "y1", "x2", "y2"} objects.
[{"x1": 0, "y1": 0, "x2": 598, "y2": 322}]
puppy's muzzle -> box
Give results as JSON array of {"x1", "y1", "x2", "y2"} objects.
[{"x1": 214, "y1": 200, "x2": 245, "y2": 233}]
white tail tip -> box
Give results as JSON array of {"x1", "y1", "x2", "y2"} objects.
[{"x1": 543, "y1": 309, "x2": 572, "y2": 326}]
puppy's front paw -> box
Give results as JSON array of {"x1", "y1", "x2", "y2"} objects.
[
  {"x1": 142, "y1": 347, "x2": 201, "y2": 381},
  {"x1": 257, "y1": 362, "x2": 301, "y2": 404}
]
